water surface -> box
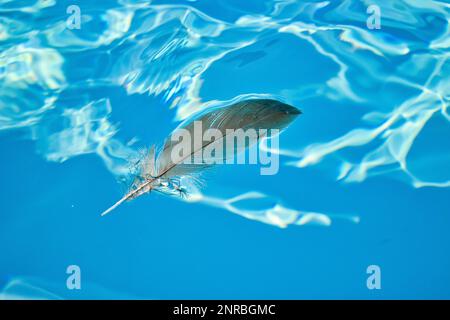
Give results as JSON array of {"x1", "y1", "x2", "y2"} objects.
[{"x1": 0, "y1": 0, "x2": 449, "y2": 299}]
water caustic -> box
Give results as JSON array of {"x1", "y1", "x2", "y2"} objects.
[{"x1": 0, "y1": 0, "x2": 449, "y2": 299}]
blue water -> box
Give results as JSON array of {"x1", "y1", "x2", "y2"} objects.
[{"x1": 0, "y1": 0, "x2": 449, "y2": 299}]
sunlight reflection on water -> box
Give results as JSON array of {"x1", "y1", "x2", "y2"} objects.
[{"x1": 0, "y1": 0, "x2": 449, "y2": 227}]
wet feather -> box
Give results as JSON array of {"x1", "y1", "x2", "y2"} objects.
[{"x1": 101, "y1": 99, "x2": 301, "y2": 216}]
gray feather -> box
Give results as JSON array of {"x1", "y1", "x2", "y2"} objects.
[{"x1": 101, "y1": 99, "x2": 301, "y2": 216}]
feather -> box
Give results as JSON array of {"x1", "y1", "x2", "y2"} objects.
[{"x1": 100, "y1": 99, "x2": 301, "y2": 216}]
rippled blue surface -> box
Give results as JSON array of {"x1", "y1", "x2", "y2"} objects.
[{"x1": 0, "y1": 0, "x2": 449, "y2": 299}]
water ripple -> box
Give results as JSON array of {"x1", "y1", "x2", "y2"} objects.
[{"x1": 1, "y1": 0, "x2": 449, "y2": 226}]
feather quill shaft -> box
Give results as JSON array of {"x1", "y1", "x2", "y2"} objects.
[
  {"x1": 101, "y1": 138, "x2": 217, "y2": 216},
  {"x1": 101, "y1": 99, "x2": 301, "y2": 216}
]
